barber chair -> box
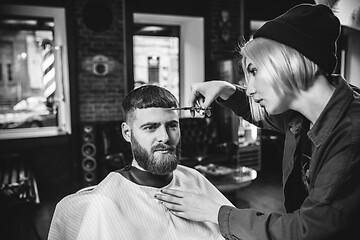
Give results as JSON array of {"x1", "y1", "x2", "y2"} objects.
[
  {"x1": 0, "y1": 154, "x2": 41, "y2": 240},
  {"x1": 179, "y1": 117, "x2": 235, "y2": 167},
  {"x1": 98, "y1": 121, "x2": 132, "y2": 178}
]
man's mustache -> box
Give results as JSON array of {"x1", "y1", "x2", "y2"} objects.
[{"x1": 152, "y1": 144, "x2": 176, "y2": 152}]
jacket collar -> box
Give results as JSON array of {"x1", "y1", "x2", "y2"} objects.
[
  {"x1": 287, "y1": 75, "x2": 354, "y2": 147},
  {"x1": 308, "y1": 75, "x2": 354, "y2": 147}
]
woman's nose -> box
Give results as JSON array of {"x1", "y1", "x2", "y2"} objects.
[{"x1": 246, "y1": 80, "x2": 256, "y2": 97}]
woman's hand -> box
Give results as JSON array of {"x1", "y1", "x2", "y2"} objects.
[
  {"x1": 154, "y1": 189, "x2": 222, "y2": 224},
  {"x1": 190, "y1": 81, "x2": 236, "y2": 117}
]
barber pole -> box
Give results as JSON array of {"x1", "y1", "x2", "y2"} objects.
[{"x1": 41, "y1": 39, "x2": 56, "y2": 100}]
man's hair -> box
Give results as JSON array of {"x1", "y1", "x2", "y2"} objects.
[
  {"x1": 122, "y1": 84, "x2": 179, "y2": 123},
  {"x1": 239, "y1": 37, "x2": 323, "y2": 121}
]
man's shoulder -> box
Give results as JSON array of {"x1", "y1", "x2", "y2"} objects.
[
  {"x1": 176, "y1": 164, "x2": 200, "y2": 174},
  {"x1": 56, "y1": 173, "x2": 122, "y2": 208},
  {"x1": 175, "y1": 164, "x2": 207, "y2": 182},
  {"x1": 56, "y1": 185, "x2": 95, "y2": 210}
]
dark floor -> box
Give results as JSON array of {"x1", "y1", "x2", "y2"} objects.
[
  {"x1": 232, "y1": 169, "x2": 285, "y2": 213},
  {"x1": 2, "y1": 168, "x2": 284, "y2": 240}
]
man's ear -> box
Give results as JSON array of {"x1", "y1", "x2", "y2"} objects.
[{"x1": 121, "y1": 122, "x2": 131, "y2": 143}]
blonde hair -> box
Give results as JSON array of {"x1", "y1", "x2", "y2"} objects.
[{"x1": 239, "y1": 38, "x2": 323, "y2": 121}]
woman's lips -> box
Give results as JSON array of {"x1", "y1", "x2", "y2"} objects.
[{"x1": 254, "y1": 98, "x2": 262, "y2": 104}]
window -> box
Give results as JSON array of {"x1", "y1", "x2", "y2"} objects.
[
  {"x1": 0, "y1": 4, "x2": 71, "y2": 139},
  {"x1": 133, "y1": 13, "x2": 204, "y2": 112},
  {"x1": 133, "y1": 24, "x2": 180, "y2": 100}
]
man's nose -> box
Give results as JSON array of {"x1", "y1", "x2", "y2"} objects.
[{"x1": 157, "y1": 126, "x2": 170, "y2": 143}]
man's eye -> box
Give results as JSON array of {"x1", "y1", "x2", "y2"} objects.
[
  {"x1": 144, "y1": 125, "x2": 157, "y2": 131},
  {"x1": 169, "y1": 124, "x2": 179, "y2": 129}
]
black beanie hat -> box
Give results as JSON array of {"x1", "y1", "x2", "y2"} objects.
[{"x1": 253, "y1": 4, "x2": 341, "y2": 74}]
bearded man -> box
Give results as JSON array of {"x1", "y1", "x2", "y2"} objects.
[{"x1": 48, "y1": 85, "x2": 233, "y2": 240}]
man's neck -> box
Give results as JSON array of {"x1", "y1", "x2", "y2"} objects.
[
  {"x1": 117, "y1": 159, "x2": 174, "y2": 188},
  {"x1": 131, "y1": 159, "x2": 146, "y2": 170}
]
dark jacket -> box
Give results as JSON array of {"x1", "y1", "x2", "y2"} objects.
[{"x1": 217, "y1": 75, "x2": 360, "y2": 240}]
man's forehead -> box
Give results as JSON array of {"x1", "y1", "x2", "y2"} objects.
[{"x1": 133, "y1": 107, "x2": 179, "y2": 123}]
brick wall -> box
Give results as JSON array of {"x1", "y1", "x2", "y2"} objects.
[
  {"x1": 73, "y1": 0, "x2": 243, "y2": 122},
  {"x1": 74, "y1": 0, "x2": 126, "y2": 122},
  {"x1": 210, "y1": 0, "x2": 242, "y2": 61}
]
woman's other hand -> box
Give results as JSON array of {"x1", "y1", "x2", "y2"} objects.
[
  {"x1": 154, "y1": 189, "x2": 222, "y2": 224},
  {"x1": 190, "y1": 81, "x2": 236, "y2": 117}
]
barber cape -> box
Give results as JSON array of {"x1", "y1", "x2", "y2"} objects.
[{"x1": 48, "y1": 165, "x2": 233, "y2": 240}]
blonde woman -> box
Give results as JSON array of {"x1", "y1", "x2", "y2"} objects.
[{"x1": 155, "y1": 4, "x2": 360, "y2": 239}]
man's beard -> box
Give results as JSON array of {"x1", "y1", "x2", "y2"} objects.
[{"x1": 131, "y1": 135, "x2": 181, "y2": 175}]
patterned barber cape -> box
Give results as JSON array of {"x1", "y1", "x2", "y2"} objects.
[{"x1": 48, "y1": 165, "x2": 233, "y2": 240}]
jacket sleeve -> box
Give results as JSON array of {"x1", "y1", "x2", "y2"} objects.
[
  {"x1": 217, "y1": 118, "x2": 360, "y2": 240},
  {"x1": 218, "y1": 206, "x2": 283, "y2": 240},
  {"x1": 217, "y1": 196, "x2": 356, "y2": 240}
]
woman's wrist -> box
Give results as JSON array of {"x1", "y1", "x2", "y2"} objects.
[{"x1": 219, "y1": 83, "x2": 236, "y2": 100}]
